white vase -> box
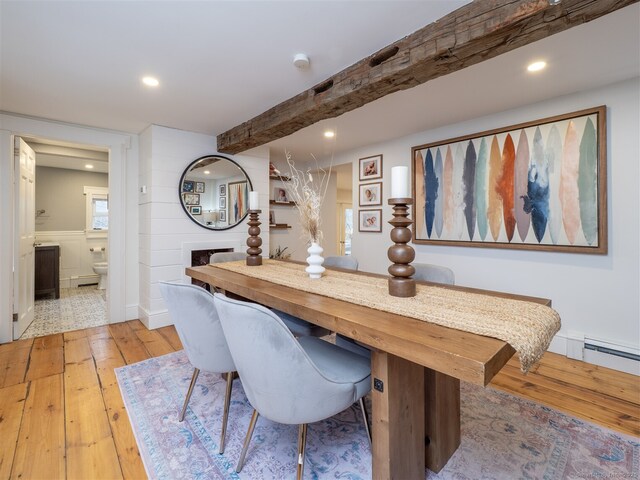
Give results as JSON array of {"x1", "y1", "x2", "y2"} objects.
[{"x1": 305, "y1": 242, "x2": 325, "y2": 279}]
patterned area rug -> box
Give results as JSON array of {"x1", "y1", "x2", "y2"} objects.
[
  {"x1": 116, "y1": 351, "x2": 639, "y2": 480},
  {"x1": 21, "y1": 286, "x2": 107, "y2": 339}
]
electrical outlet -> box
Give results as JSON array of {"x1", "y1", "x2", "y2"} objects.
[{"x1": 373, "y1": 378, "x2": 384, "y2": 392}]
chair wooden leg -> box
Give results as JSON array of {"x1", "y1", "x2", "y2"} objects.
[
  {"x1": 359, "y1": 397, "x2": 372, "y2": 445},
  {"x1": 236, "y1": 409, "x2": 259, "y2": 473},
  {"x1": 179, "y1": 368, "x2": 200, "y2": 422},
  {"x1": 219, "y1": 371, "x2": 234, "y2": 454},
  {"x1": 296, "y1": 423, "x2": 308, "y2": 480}
]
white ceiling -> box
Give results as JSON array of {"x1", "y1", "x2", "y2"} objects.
[
  {"x1": 1, "y1": 1, "x2": 638, "y2": 164},
  {"x1": 0, "y1": 0, "x2": 468, "y2": 135},
  {"x1": 267, "y1": 4, "x2": 640, "y2": 160}
]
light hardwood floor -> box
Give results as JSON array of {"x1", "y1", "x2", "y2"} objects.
[{"x1": 0, "y1": 320, "x2": 638, "y2": 479}]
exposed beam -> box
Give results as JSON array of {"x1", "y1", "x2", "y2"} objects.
[{"x1": 217, "y1": 0, "x2": 637, "y2": 154}]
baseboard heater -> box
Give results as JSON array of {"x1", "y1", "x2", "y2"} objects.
[
  {"x1": 75, "y1": 275, "x2": 99, "y2": 287},
  {"x1": 584, "y1": 342, "x2": 640, "y2": 362}
]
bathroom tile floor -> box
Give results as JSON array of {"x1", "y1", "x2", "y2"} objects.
[{"x1": 20, "y1": 285, "x2": 107, "y2": 339}]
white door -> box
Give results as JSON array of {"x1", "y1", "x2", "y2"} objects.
[{"x1": 13, "y1": 138, "x2": 36, "y2": 339}]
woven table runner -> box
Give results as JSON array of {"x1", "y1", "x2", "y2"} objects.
[{"x1": 213, "y1": 259, "x2": 560, "y2": 373}]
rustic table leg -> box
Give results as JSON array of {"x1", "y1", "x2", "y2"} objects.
[
  {"x1": 371, "y1": 351, "x2": 425, "y2": 480},
  {"x1": 424, "y1": 368, "x2": 461, "y2": 472}
]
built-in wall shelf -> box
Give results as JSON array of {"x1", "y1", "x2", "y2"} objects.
[
  {"x1": 269, "y1": 224, "x2": 292, "y2": 230},
  {"x1": 269, "y1": 200, "x2": 296, "y2": 206},
  {"x1": 269, "y1": 175, "x2": 291, "y2": 181}
]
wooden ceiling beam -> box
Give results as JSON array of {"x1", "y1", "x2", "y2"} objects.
[{"x1": 217, "y1": 0, "x2": 637, "y2": 154}]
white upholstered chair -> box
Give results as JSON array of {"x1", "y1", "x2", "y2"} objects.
[
  {"x1": 213, "y1": 293, "x2": 372, "y2": 480},
  {"x1": 210, "y1": 251, "x2": 330, "y2": 337},
  {"x1": 159, "y1": 282, "x2": 236, "y2": 454}
]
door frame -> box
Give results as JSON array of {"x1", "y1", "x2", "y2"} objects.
[
  {"x1": 0, "y1": 113, "x2": 135, "y2": 344},
  {"x1": 337, "y1": 202, "x2": 353, "y2": 256}
]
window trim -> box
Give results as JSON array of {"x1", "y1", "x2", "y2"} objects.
[{"x1": 84, "y1": 186, "x2": 109, "y2": 238}]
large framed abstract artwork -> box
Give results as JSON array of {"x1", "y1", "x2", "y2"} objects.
[
  {"x1": 412, "y1": 106, "x2": 607, "y2": 254},
  {"x1": 228, "y1": 180, "x2": 249, "y2": 223}
]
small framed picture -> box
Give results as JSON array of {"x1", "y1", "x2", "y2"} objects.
[
  {"x1": 359, "y1": 182, "x2": 382, "y2": 206},
  {"x1": 195, "y1": 182, "x2": 205, "y2": 193},
  {"x1": 190, "y1": 206, "x2": 202, "y2": 215},
  {"x1": 359, "y1": 209, "x2": 382, "y2": 232},
  {"x1": 359, "y1": 154, "x2": 383, "y2": 181},
  {"x1": 219, "y1": 210, "x2": 227, "y2": 222},
  {"x1": 183, "y1": 193, "x2": 200, "y2": 205},
  {"x1": 269, "y1": 210, "x2": 275, "y2": 225},
  {"x1": 182, "y1": 180, "x2": 195, "y2": 192},
  {"x1": 219, "y1": 184, "x2": 226, "y2": 196},
  {"x1": 219, "y1": 197, "x2": 226, "y2": 209},
  {"x1": 273, "y1": 187, "x2": 289, "y2": 203}
]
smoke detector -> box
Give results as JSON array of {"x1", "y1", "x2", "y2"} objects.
[{"x1": 293, "y1": 53, "x2": 310, "y2": 69}]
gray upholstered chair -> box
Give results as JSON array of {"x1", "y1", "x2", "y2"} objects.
[
  {"x1": 323, "y1": 255, "x2": 359, "y2": 270},
  {"x1": 213, "y1": 293, "x2": 371, "y2": 480},
  {"x1": 159, "y1": 282, "x2": 236, "y2": 454},
  {"x1": 210, "y1": 251, "x2": 330, "y2": 337},
  {"x1": 413, "y1": 263, "x2": 455, "y2": 285},
  {"x1": 210, "y1": 251, "x2": 247, "y2": 264}
]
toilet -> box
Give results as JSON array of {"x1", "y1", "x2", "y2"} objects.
[{"x1": 93, "y1": 261, "x2": 108, "y2": 289}]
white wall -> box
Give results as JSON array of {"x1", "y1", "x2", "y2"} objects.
[
  {"x1": 268, "y1": 156, "x2": 339, "y2": 262},
  {"x1": 0, "y1": 113, "x2": 139, "y2": 343},
  {"x1": 34, "y1": 231, "x2": 107, "y2": 286},
  {"x1": 138, "y1": 125, "x2": 269, "y2": 329},
  {"x1": 340, "y1": 78, "x2": 639, "y2": 359}
]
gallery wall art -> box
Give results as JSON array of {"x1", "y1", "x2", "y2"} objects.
[{"x1": 412, "y1": 106, "x2": 607, "y2": 253}]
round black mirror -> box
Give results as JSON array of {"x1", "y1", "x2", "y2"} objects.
[{"x1": 179, "y1": 155, "x2": 253, "y2": 230}]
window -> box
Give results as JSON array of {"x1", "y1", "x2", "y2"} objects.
[{"x1": 84, "y1": 186, "x2": 108, "y2": 237}]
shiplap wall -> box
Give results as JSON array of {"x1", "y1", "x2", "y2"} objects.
[{"x1": 138, "y1": 125, "x2": 269, "y2": 329}]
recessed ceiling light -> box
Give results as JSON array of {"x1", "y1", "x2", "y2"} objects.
[
  {"x1": 142, "y1": 76, "x2": 160, "y2": 87},
  {"x1": 324, "y1": 130, "x2": 335, "y2": 138},
  {"x1": 527, "y1": 61, "x2": 547, "y2": 72},
  {"x1": 85, "y1": 164, "x2": 94, "y2": 169},
  {"x1": 203, "y1": 170, "x2": 210, "y2": 174}
]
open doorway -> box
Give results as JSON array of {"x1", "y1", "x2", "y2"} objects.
[
  {"x1": 334, "y1": 163, "x2": 354, "y2": 256},
  {"x1": 16, "y1": 137, "x2": 110, "y2": 339}
]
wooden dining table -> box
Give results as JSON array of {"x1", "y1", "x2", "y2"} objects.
[{"x1": 186, "y1": 262, "x2": 551, "y2": 480}]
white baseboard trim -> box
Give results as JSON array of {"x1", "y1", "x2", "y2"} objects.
[
  {"x1": 547, "y1": 332, "x2": 639, "y2": 376},
  {"x1": 138, "y1": 305, "x2": 173, "y2": 330},
  {"x1": 126, "y1": 304, "x2": 138, "y2": 321}
]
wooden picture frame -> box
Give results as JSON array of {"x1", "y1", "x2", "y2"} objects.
[
  {"x1": 412, "y1": 106, "x2": 607, "y2": 253},
  {"x1": 190, "y1": 205, "x2": 202, "y2": 215},
  {"x1": 359, "y1": 154, "x2": 383, "y2": 181},
  {"x1": 195, "y1": 182, "x2": 205, "y2": 193},
  {"x1": 358, "y1": 209, "x2": 382, "y2": 232},
  {"x1": 228, "y1": 180, "x2": 249, "y2": 223},
  {"x1": 182, "y1": 180, "x2": 194, "y2": 192},
  {"x1": 183, "y1": 193, "x2": 200, "y2": 206},
  {"x1": 273, "y1": 187, "x2": 290, "y2": 203},
  {"x1": 359, "y1": 182, "x2": 382, "y2": 207}
]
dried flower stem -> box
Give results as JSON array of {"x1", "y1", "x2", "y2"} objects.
[{"x1": 276, "y1": 151, "x2": 333, "y2": 245}]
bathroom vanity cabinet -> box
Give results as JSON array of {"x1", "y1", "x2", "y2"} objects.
[{"x1": 35, "y1": 244, "x2": 60, "y2": 299}]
